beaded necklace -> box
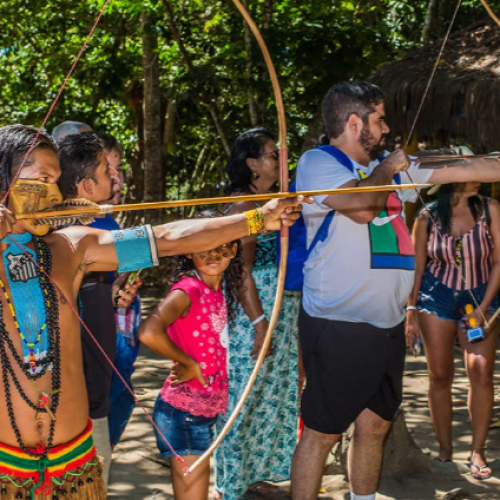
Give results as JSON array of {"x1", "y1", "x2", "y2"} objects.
[
  {"x1": 0, "y1": 233, "x2": 50, "y2": 376},
  {"x1": 0, "y1": 236, "x2": 61, "y2": 458},
  {"x1": 0, "y1": 278, "x2": 47, "y2": 375}
]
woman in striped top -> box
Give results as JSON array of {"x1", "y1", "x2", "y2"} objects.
[{"x1": 406, "y1": 182, "x2": 500, "y2": 480}]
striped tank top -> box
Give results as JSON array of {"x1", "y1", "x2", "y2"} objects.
[{"x1": 426, "y1": 198, "x2": 493, "y2": 290}]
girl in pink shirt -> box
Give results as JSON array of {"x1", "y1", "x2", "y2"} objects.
[{"x1": 139, "y1": 210, "x2": 244, "y2": 500}]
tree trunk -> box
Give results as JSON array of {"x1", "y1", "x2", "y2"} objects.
[
  {"x1": 162, "y1": 99, "x2": 177, "y2": 187},
  {"x1": 255, "y1": 0, "x2": 273, "y2": 124},
  {"x1": 160, "y1": 0, "x2": 230, "y2": 157},
  {"x1": 242, "y1": 0, "x2": 259, "y2": 127},
  {"x1": 208, "y1": 102, "x2": 231, "y2": 156},
  {"x1": 141, "y1": 12, "x2": 164, "y2": 224},
  {"x1": 325, "y1": 411, "x2": 434, "y2": 478},
  {"x1": 123, "y1": 83, "x2": 145, "y2": 227},
  {"x1": 422, "y1": 0, "x2": 441, "y2": 42}
]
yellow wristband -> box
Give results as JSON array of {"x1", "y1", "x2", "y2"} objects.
[{"x1": 244, "y1": 208, "x2": 264, "y2": 236}]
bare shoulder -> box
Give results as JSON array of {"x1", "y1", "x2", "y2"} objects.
[
  {"x1": 46, "y1": 225, "x2": 99, "y2": 248},
  {"x1": 486, "y1": 197, "x2": 500, "y2": 210},
  {"x1": 413, "y1": 205, "x2": 433, "y2": 236},
  {"x1": 486, "y1": 198, "x2": 500, "y2": 219},
  {"x1": 44, "y1": 226, "x2": 112, "y2": 260}
]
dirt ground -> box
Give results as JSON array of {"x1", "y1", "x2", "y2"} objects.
[{"x1": 108, "y1": 295, "x2": 500, "y2": 500}]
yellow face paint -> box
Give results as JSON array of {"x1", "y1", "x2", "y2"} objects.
[{"x1": 9, "y1": 179, "x2": 63, "y2": 236}]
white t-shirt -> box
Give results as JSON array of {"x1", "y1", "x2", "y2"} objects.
[{"x1": 296, "y1": 148, "x2": 433, "y2": 329}]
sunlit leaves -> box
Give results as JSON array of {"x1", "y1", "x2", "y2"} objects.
[{"x1": 1, "y1": 0, "x2": 496, "y2": 201}]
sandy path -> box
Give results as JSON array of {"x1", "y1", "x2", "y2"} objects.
[{"x1": 108, "y1": 297, "x2": 500, "y2": 499}]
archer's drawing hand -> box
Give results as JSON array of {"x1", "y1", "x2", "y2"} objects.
[
  {"x1": 382, "y1": 149, "x2": 411, "y2": 174},
  {"x1": 261, "y1": 195, "x2": 313, "y2": 232},
  {"x1": 0, "y1": 205, "x2": 16, "y2": 240},
  {"x1": 170, "y1": 359, "x2": 208, "y2": 388}
]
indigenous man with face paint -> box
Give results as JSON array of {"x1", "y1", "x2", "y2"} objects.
[
  {"x1": 291, "y1": 81, "x2": 500, "y2": 500},
  {"x1": 0, "y1": 124, "x2": 306, "y2": 499}
]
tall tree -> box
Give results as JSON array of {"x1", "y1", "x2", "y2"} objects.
[
  {"x1": 141, "y1": 12, "x2": 164, "y2": 222},
  {"x1": 422, "y1": 0, "x2": 441, "y2": 42},
  {"x1": 242, "y1": 0, "x2": 260, "y2": 127}
]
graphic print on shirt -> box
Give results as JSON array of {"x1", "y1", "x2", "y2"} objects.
[
  {"x1": 368, "y1": 192, "x2": 415, "y2": 270},
  {"x1": 357, "y1": 169, "x2": 415, "y2": 270}
]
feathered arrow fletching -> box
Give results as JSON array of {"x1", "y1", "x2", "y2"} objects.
[{"x1": 33, "y1": 198, "x2": 100, "y2": 228}]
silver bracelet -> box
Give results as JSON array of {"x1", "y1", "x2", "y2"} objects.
[
  {"x1": 406, "y1": 305, "x2": 418, "y2": 311},
  {"x1": 251, "y1": 314, "x2": 266, "y2": 326}
]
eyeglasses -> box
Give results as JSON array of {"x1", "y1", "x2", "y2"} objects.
[
  {"x1": 454, "y1": 239, "x2": 462, "y2": 267},
  {"x1": 260, "y1": 150, "x2": 279, "y2": 161}
]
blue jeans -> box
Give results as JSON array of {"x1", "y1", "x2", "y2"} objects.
[
  {"x1": 108, "y1": 368, "x2": 136, "y2": 447},
  {"x1": 153, "y1": 396, "x2": 217, "y2": 457},
  {"x1": 417, "y1": 271, "x2": 498, "y2": 322}
]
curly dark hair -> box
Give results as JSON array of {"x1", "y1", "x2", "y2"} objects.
[
  {"x1": 168, "y1": 209, "x2": 246, "y2": 322},
  {"x1": 225, "y1": 128, "x2": 275, "y2": 194}
]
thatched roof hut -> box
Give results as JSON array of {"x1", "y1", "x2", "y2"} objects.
[{"x1": 369, "y1": 18, "x2": 500, "y2": 151}]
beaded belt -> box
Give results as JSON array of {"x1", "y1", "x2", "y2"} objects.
[{"x1": 0, "y1": 419, "x2": 99, "y2": 497}]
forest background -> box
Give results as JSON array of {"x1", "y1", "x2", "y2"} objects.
[{"x1": 1, "y1": 0, "x2": 497, "y2": 224}]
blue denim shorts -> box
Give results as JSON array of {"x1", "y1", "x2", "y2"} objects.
[
  {"x1": 153, "y1": 396, "x2": 217, "y2": 457},
  {"x1": 417, "y1": 271, "x2": 499, "y2": 322}
]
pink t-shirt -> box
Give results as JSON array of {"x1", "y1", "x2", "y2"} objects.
[{"x1": 159, "y1": 276, "x2": 229, "y2": 417}]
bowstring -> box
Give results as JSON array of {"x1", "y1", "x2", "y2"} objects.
[{"x1": 402, "y1": 0, "x2": 488, "y2": 327}]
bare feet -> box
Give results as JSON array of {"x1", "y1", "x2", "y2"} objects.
[{"x1": 470, "y1": 449, "x2": 492, "y2": 480}]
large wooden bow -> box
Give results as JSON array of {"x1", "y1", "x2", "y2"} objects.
[
  {"x1": 187, "y1": 0, "x2": 289, "y2": 474},
  {"x1": 480, "y1": 0, "x2": 500, "y2": 28}
]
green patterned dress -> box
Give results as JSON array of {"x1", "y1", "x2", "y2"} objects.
[{"x1": 214, "y1": 231, "x2": 300, "y2": 500}]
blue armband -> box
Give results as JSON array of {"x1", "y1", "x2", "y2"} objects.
[{"x1": 111, "y1": 225, "x2": 159, "y2": 273}]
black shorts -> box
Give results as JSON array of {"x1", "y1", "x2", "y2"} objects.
[{"x1": 299, "y1": 305, "x2": 405, "y2": 435}]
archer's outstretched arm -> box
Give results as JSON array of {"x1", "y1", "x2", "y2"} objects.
[
  {"x1": 426, "y1": 158, "x2": 500, "y2": 184},
  {"x1": 62, "y1": 195, "x2": 308, "y2": 274}
]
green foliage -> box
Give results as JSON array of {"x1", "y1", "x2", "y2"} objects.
[{"x1": 0, "y1": 0, "x2": 495, "y2": 202}]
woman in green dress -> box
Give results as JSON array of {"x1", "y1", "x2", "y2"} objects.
[{"x1": 214, "y1": 128, "x2": 300, "y2": 499}]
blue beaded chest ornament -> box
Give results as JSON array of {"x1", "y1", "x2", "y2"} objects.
[{"x1": 0, "y1": 233, "x2": 50, "y2": 375}]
